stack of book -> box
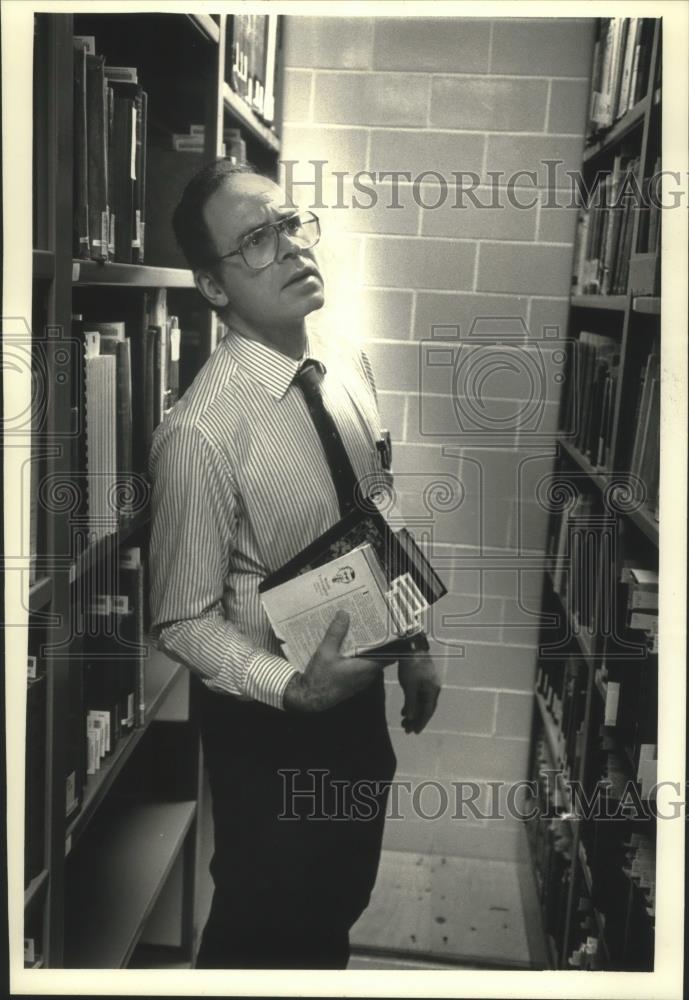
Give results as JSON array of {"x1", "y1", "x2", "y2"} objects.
[
  {"x1": 259, "y1": 505, "x2": 446, "y2": 669},
  {"x1": 571, "y1": 155, "x2": 641, "y2": 296},
  {"x1": 587, "y1": 18, "x2": 654, "y2": 135},
  {"x1": 627, "y1": 346, "x2": 660, "y2": 519},
  {"x1": 563, "y1": 332, "x2": 620, "y2": 469},
  {"x1": 73, "y1": 36, "x2": 148, "y2": 263},
  {"x1": 71, "y1": 291, "x2": 181, "y2": 538},
  {"x1": 227, "y1": 14, "x2": 280, "y2": 125},
  {"x1": 65, "y1": 546, "x2": 147, "y2": 818},
  {"x1": 621, "y1": 565, "x2": 658, "y2": 651}
]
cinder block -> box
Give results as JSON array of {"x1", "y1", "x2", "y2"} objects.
[
  {"x1": 284, "y1": 16, "x2": 375, "y2": 69},
  {"x1": 495, "y1": 691, "x2": 535, "y2": 739},
  {"x1": 390, "y1": 441, "x2": 460, "y2": 476},
  {"x1": 360, "y1": 289, "x2": 414, "y2": 340},
  {"x1": 369, "y1": 129, "x2": 485, "y2": 181},
  {"x1": 528, "y1": 297, "x2": 569, "y2": 340},
  {"x1": 538, "y1": 200, "x2": 580, "y2": 244},
  {"x1": 491, "y1": 20, "x2": 595, "y2": 77},
  {"x1": 435, "y1": 732, "x2": 530, "y2": 782},
  {"x1": 455, "y1": 448, "x2": 522, "y2": 500},
  {"x1": 382, "y1": 814, "x2": 436, "y2": 853},
  {"x1": 477, "y1": 242, "x2": 573, "y2": 296},
  {"x1": 281, "y1": 124, "x2": 368, "y2": 179},
  {"x1": 360, "y1": 340, "x2": 421, "y2": 392},
  {"x1": 422, "y1": 193, "x2": 537, "y2": 241},
  {"x1": 364, "y1": 236, "x2": 477, "y2": 292},
  {"x1": 428, "y1": 687, "x2": 496, "y2": 736},
  {"x1": 446, "y1": 643, "x2": 537, "y2": 691},
  {"x1": 389, "y1": 728, "x2": 441, "y2": 778},
  {"x1": 431, "y1": 76, "x2": 548, "y2": 132},
  {"x1": 512, "y1": 499, "x2": 551, "y2": 553},
  {"x1": 431, "y1": 819, "x2": 529, "y2": 862},
  {"x1": 373, "y1": 18, "x2": 491, "y2": 73},
  {"x1": 486, "y1": 134, "x2": 584, "y2": 188},
  {"x1": 330, "y1": 181, "x2": 420, "y2": 236},
  {"x1": 313, "y1": 71, "x2": 430, "y2": 128},
  {"x1": 283, "y1": 69, "x2": 313, "y2": 123},
  {"x1": 434, "y1": 593, "x2": 505, "y2": 647},
  {"x1": 547, "y1": 78, "x2": 591, "y2": 135},
  {"x1": 477, "y1": 567, "x2": 546, "y2": 604},
  {"x1": 414, "y1": 291, "x2": 529, "y2": 343}
]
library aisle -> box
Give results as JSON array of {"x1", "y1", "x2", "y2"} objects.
[{"x1": 11, "y1": 6, "x2": 676, "y2": 986}]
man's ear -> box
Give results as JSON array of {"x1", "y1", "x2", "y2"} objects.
[{"x1": 194, "y1": 268, "x2": 230, "y2": 309}]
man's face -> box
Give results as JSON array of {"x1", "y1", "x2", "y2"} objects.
[{"x1": 199, "y1": 174, "x2": 325, "y2": 331}]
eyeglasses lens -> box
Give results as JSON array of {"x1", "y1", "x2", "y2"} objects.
[{"x1": 241, "y1": 214, "x2": 320, "y2": 269}]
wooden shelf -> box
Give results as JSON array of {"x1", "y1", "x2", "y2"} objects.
[
  {"x1": 29, "y1": 576, "x2": 53, "y2": 613},
  {"x1": 223, "y1": 83, "x2": 280, "y2": 153},
  {"x1": 64, "y1": 799, "x2": 196, "y2": 968},
  {"x1": 186, "y1": 14, "x2": 220, "y2": 44},
  {"x1": 72, "y1": 259, "x2": 195, "y2": 288},
  {"x1": 570, "y1": 295, "x2": 627, "y2": 313},
  {"x1": 33, "y1": 249, "x2": 55, "y2": 280},
  {"x1": 24, "y1": 868, "x2": 49, "y2": 909},
  {"x1": 66, "y1": 649, "x2": 184, "y2": 847},
  {"x1": 582, "y1": 96, "x2": 648, "y2": 164},
  {"x1": 632, "y1": 297, "x2": 660, "y2": 315}
]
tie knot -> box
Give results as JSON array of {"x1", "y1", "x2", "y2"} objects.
[{"x1": 294, "y1": 358, "x2": 326, "y2": 391}]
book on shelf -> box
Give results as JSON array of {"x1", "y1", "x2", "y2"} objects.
[
  {"x1": 72, "y1": 36, "x2": 148, "y2": 263},
  {"x1": 258, "y1": 505, "x2": 446, "y2": 670},
  {"x1": 571, "y1": 156, "x2": 640, "y2": 296},
  {"x1": 227, "y1": 13, "x2": 280, "y2": 126},
  {"x1": 562, "y1": 332, "x2": 619, "y2": 468},
  {"x1": 628, "y1": 344, "x2": 660, "y2": 516},
  {"x1": 588, "y1": 18, "x2": 655, "y2": 135}
]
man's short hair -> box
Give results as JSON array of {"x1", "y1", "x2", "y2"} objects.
[{"x1": 172, "y1": 158, "x2": 255, "y2": 270}]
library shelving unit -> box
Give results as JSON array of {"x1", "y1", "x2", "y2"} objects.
[
  {"x1": 26, "y1": 13, "x2": 284, "y2": 969},
  {"x1": 525, "y1": 19, "x2": 661, "y2": 971}
]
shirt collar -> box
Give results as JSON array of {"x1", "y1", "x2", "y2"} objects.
[{"x1": 222, "y1": 327, "x2": 327, "y2": 400}]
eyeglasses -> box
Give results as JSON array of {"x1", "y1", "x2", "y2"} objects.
[{"x1": 210, "y1": 211, "x2": 321, "y2": 270}]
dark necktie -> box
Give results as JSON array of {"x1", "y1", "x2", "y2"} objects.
[{"x1": 293, "y1": 359, "x2": 360, "y2": 517}]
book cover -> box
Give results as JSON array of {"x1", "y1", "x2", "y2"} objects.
[{"x1": 85, "y1": 54, "x2": 109, "y2": 261}]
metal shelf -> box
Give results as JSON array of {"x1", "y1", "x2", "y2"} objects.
[
  {"x1": 65, "y1": 649, "x2": 184, "y2": 848},
  {"x1": 223, "y1": 83, "x2": 280, "y2": 153},
  {"x1": 570, "y1": 295, "x2": 628, "y2": 313},
  {"x1": 29, "y1": 576, "x2": 53, "y2": 613},
  {"x1": 582, "y1": 97, "x2": 648, "y2": 164},
  {"x1": 72, "y1": 259, "x2": 195, "y2": 288},
  {"x1": 186, "y1": 14, "x2": 220, "y2": 44},
  {"x1": 632, "y1": 297, "x2": 660, "y2": 315},
  {"x1": 64, "y1": 799, "x2": 196, "y2": 968}
]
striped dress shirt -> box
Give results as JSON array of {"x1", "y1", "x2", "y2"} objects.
[{"x1": 148, "y1": 327, "x2": 391, "y2": 710}]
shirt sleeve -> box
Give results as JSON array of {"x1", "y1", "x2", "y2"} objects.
[{"x1": 148, "y1": 421, "x2": 299, "y2": 709}]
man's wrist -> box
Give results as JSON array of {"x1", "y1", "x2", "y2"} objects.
[{"x1": 282, "y1": 671, "x2": 307, "y2": 713}]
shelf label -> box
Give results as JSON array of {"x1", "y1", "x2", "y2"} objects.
[{"x1": 72, "y1": 261, "x2": 80, "y2": 282}]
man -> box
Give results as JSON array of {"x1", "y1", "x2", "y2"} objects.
[{"x1": 148, "y1": 160, "x2": 441, "y2": 969}]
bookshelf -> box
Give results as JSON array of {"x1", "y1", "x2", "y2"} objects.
[
  {"x1": 26, "y1": 11, "x2": 284, "y2": 969},
  {"x1": 525, "y1": 18, "x2": 661, "y2": 971}
]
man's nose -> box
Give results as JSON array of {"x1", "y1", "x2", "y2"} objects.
[{"x1": 276, "y1": 227, "x2": 302, "y2": 260}]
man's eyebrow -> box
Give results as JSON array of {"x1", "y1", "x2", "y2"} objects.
[{"x1": 236, "y1": 209, "x2": 298, "y2": 242}]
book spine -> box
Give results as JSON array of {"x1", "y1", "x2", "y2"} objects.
[{"x1": 85, "y1": 54, "x2": 109, "y2": 260}]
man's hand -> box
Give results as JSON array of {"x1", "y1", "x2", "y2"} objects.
[
  {"x1": 283, "y1": 610, "x2": 393, "y2": 713},
  {"x1": 398, "y1": 652, "x2": 441, "y2": 734}
]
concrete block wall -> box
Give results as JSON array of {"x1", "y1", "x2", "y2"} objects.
[{"x1": 282, "y1": 16, "x2": 594, "y2": 863}]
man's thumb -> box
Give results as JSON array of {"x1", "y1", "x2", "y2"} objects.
[{"x1": 323, "y1": 609, "x2": 350, "y2": 652}]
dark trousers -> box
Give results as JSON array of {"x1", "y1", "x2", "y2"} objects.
[{"x1": 195, "y1": 673, "x2": 397, "y2": 969}]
